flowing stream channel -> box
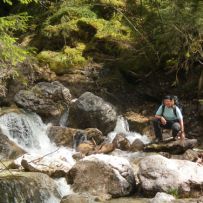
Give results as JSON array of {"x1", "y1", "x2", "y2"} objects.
[{"x1": 0, "y1": 111, "x2": 150, "y2": 202}]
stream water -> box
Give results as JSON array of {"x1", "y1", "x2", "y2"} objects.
[{"x1": 0, "y1": 111, "x2": 151, "y2": 202}]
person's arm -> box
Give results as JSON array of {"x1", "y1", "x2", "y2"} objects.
[
  {"x1": 176, "y1": 107, "x2": 185, "y2": 139},
  {"x1": 155, "y1": 105, "x2": 167, "y2": 125},
  {"x1": 179, "y1": 119, "x2": 184, "y2": 133}
]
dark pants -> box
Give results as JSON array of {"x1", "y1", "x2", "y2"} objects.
[{"x1": 153, "y1": 118, "x2": 180, "y2": 140}]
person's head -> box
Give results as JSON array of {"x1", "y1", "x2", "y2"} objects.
[{"x1": 163, "y1": 95, "x2": 173, "y2": 107}]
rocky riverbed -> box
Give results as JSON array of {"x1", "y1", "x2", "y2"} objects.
[{"x1": 0, "y1": 81, "x2": 202, "y2": 203}]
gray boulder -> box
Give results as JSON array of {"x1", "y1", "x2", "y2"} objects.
[
  {"x1": 130, "y1": 139, "x2": 145, "y2": 152},
  {"x1": 68, "y1": 92, "x2": 117, "y2": 135},
  {"x1": 14, "y1": 81, "x2": 72, "y2": 124},
  {"x1": 67, "y1": 154, "x2": 136, "y2": 197},
  {"x1": 138, "y1": 155, "x2": 203, "y2": 197},
  {"x1": 0, "y1": 171, "x2": 61, "y2": 203}
]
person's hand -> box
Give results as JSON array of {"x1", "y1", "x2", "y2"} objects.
[
  {"x1": 178, "y1": 131, "x2": 185, "y2": 140},
  {"x1": 180, "y1": 131, "x2": 185, "y2": 140},
  {"x1": 160, "y1": 117, "x2": 167, "y2": 125}
]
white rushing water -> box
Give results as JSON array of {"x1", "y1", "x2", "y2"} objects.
[
  {"x1": 108, "y1": 116, "x2": 151, "y2": 144},
  {"x1": 0, "y1": 112, "x2": 75, "y2": 202}
]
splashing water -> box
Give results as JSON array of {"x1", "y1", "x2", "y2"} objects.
[
  {"x1": 108, "y1": 116, "x2": 151, "y2": 144},
  {"x1": 0, "y1": 112, "x2": 54, "y2": 154},
  {"x1": 0, "y1": 112, "x2": 75, "y2": 201}
]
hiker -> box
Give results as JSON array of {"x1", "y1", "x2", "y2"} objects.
[{"x1": 153, "y1": 95, "x2": 185, "y2": 142}]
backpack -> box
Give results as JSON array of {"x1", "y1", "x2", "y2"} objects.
[{"x1": 161, "y1": 95, "x2": 183, "y2": 117}]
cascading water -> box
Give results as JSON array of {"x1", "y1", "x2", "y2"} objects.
[
  {"x1": 108, "y1": 116, "x2": 151, "y2": 144},
  {"x1": 0, "y1": 112, "x2": 53, "y2": 153},
  {"x1": 0, "y1": 111, "x2": 75, "y2": 203}
]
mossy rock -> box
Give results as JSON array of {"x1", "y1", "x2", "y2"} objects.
[
  {"x1": 0, "y1": 171, "x2": 61, "y2": 203},
  {"x1": 37, "y1": 43, "x2": 88, "y2": 74}
]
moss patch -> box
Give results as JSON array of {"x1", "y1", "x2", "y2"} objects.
[{"x1": 37, "y1": 43, "x2": 88, "y2": 74}]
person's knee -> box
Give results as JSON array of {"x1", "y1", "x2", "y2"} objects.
[{"x1": 172, "y1": 122, "x2": 180, "y2": 131}]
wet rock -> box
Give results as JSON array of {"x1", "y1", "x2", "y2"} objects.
[
  {"x1": 112, "y1": 133, "x2": 131, "y2": 151},
  {"x1": 149, "y1": 192, "x2": 175, "y2": 203},
  {"x1": 14, "y1": 81, "x2": 72, "y2": 124},
  {"x1": 0, "y1": 130, "x2": 25, "y2": 159},
  {"x1": 84, "y1": 128, "x2": 104, "y2": 145},
  {"x1": 144, "y1": 139, "x2": 197, "y2": 154},
  {"x1": 0, "y1": 171, "x2": 61, "y2": 203},
  {"x1": 94, "y1": 143, "x2": 115, "y2": 154},
  {"x1": 130, "y1": 139, "x2": 145, "y2": 152},
  {"x1": 69, "y1": 92, "x2": 117, "y2": 135},
  {"x1": 47, "y1": 126, "x2": 77, "y2": 147},
  {"x1": 77, "y1": 141, "x2": 95, "y2": 155},
  {"x1": 47, "y1": 126, "x2": 104, "y2": 148},
  {"x1": 67, "y1": 154, "x2": 136, "y2": 197},
  {"x1": 19, "y1": 152, "x2": 75, "y2": 178},
  {"x1": 125, "y1": 112, "x2": 151, "y2": 135},
  {"x1": 72, "y1": 152, "x2": 85, "y2": 161},
  {"x1": 138, "y1": 154, "x2": 203, "y2": 197}
]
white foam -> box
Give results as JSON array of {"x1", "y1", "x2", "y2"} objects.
[
  {"x1": 0, "y1": 112, "x2": 76, "y2": 202},
  {"x1": 55, "y1": 178, "x2": 74, "y2": 198},
  {"x1": 108, "y1": 116, "x2": 150, "y2": 144}
]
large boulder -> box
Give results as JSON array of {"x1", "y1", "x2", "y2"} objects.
[
  {"x1": 144, "y1": 139, "x2": 198, "y2": 154},
  {"x1": 67, "y1": 154, "x2": 136, "y2": 197},
  {"x1": 138, "y1": 155, "x2": 203, "y2": 197},
  {"x1": 14, "y1": 81, "x2": 72, "y2": 124},
  {"x1": 0, "y1": 171, "x2": 61, "y2": 203},
  {"x1": 68, "y1": 92, "x2": 117, "y2": 135}
]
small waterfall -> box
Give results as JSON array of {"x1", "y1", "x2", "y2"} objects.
[
  {"x1": 0, "y1": 112, "x2": 53, "y2": 154},
  {"x1": 108, "y1": 116, "x2": 150, "y2": 144},
  {"x1": 0, "y1": 111, "x2": 75, "y2": 202}
]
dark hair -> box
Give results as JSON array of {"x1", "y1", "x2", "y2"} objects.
[{"x1": 163, "y1": 95, "x2": 172, "y2": 100}]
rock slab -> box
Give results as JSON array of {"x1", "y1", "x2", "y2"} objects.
[{"x1": 138, "y1": 154, "x2": 203, "y2": 197}]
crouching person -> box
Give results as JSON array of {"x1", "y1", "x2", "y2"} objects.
[{"x1": 153, "y1": 95, "x2": 185, "y2": 142}]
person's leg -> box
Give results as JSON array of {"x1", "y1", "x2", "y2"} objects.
[
  {"x1": 171, "y1": 122, "x2": 181, "y2": 138},
  {"x1": 153, "y1": 118, "x2": 163, "y2": 141}
]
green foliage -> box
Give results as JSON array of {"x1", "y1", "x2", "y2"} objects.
[
  {"x1": 0, "y1": 13, "x2": 30, "y2": 65},
  {"x1": 167, "y1": 187, "x2": 179, "y2": 198},
  {"x1": 0, "y1": 0, "x2": 37, "y2": 96},
  {"x1": 3, "y1": 0, "x2": 38, "y2": 5},
  {"x1": 37, "y1": 43, "x2": 88, "y2": 74},
  {"x1": 1, "y1": 0, "x2": 203, "y2": 90},
  {"x1": 42, "y1": 4, "x2": 132, "y2": 41}
]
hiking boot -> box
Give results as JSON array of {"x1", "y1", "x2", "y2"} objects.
[{"x1": 153, "y1": 138, "x2": 163, "y2": 143}]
